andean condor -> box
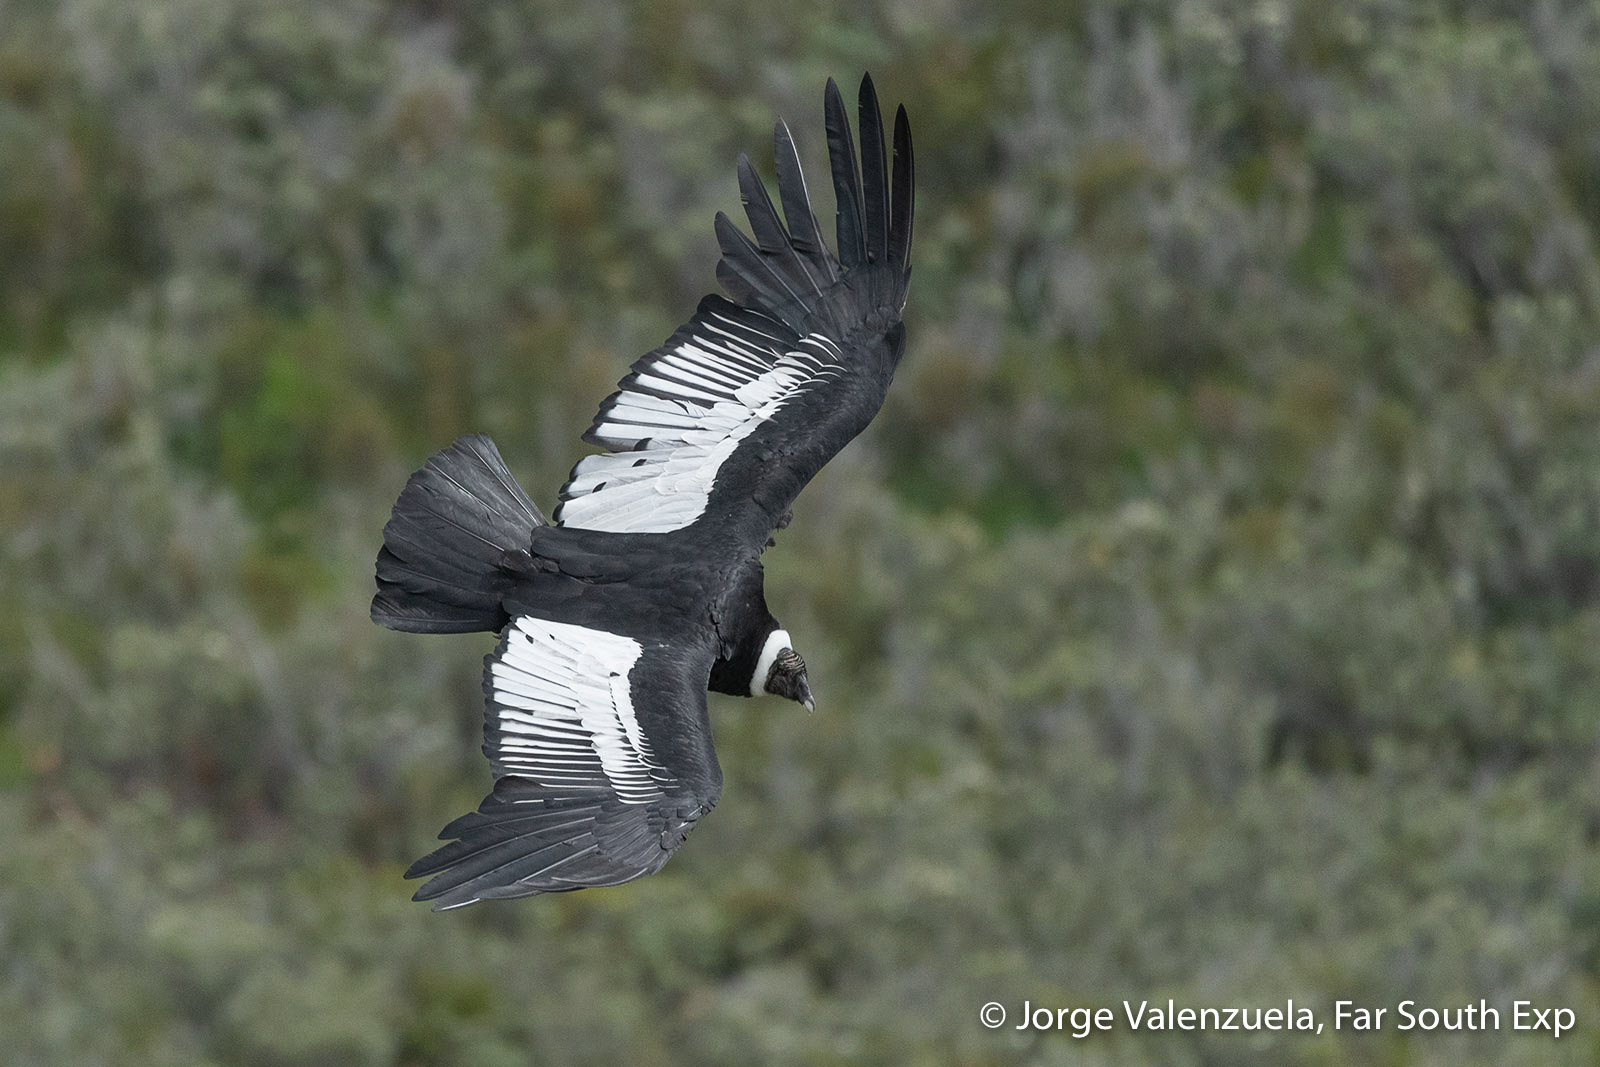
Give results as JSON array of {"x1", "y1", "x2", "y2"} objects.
[{"x1": 372, "y1": 74, "x2": 914, "y2": 908}]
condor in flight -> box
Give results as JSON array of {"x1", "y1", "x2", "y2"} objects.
[{"x1": 372, "y1": 75, "x2": 913, "y2": 909}]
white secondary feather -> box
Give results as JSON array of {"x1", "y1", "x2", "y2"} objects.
[
  {"x1": 556, "y1": 313, "x2": 843, "y2": 533},
  {"x1": 489, "y1": 617, "x2": 667, "y2": 803}
]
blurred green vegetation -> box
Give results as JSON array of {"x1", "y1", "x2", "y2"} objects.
[{"x1": 4, "y1": 0, "x2": 1600, "y2": 1063}]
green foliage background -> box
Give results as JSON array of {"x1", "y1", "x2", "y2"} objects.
[{"x1": 4, "y1": 0, "x2": 1600, "y2": 1063}]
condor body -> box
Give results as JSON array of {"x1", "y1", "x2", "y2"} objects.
[{"x1": 371, "y1": 75, "x2": 913, "y2": 909}]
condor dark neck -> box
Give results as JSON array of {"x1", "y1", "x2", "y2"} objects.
[{"x1": 709, "y1": 644, "x2": 762, "y2": 696}]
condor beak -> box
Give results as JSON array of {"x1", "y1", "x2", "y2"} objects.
[{"x1": 798, "y1": 674, "x2": 815, "y2": 714}]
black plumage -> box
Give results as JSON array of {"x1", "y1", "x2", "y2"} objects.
[
  {"x1": 372, "y1": 436, "x2": 543, "y2": 635},
  {"x1": 372, "y1": 74, "x2": 914, "y2": 908}
]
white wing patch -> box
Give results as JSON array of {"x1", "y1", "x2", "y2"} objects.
[
  {"x1": 556, "y1": 313, "x2": 844, "y2": 533},
  {"x1": 489, "y1": 617, "x2": 667, "y2": 804}
]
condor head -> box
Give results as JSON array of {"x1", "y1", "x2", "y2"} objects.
[{"x1": 753, "y1": 629, "x2": 814, "y2": 713}]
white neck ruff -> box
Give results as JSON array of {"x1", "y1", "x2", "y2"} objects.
[{"x1": 750, "y1": 629, "x2": 792, "y2": 696}]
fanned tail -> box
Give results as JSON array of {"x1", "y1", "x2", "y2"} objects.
[{"x1": 372, "y1": 435, "x2": 546, "y2": 634}]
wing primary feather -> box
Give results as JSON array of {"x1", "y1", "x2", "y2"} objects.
[
  {"x1": 857, "y1": 73, "x2": 890, "y2": 266},
  {"x1": 739, "y1": 150, "x2": 827, "y2": 299},
  {"x1": 406, "y1": 812, "x2": 598, "y2": 878},
  {"x1": 823, "y1": 76, "x2": 867, "y2": 271},
  {"x1": 737, "y1": 152, "x2": 791, "y2": 254},
  {"x1": 415, "y1": 837, "x2": 597, "y2": 904},
  {"x1": 714, "y1": 212, "x2": 804, "y2": 309},
  {"x1": 889, "y1": 103, "x2": 915, "y2": 277},
  {"x1": 773, "y1": 119, "x2": 835, "y2": 282}
]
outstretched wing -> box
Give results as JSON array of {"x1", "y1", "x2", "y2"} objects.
[
  {"x1": 554, "y1": 74, "x2": 914, "y2": 548},
  {"x1": 406, "y1": 616, "x2": 720, "y2": 909}
]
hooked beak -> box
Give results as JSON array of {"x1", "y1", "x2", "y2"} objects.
[{"x1": 798, "y1": 673, "x2": 815, "y2": 714}]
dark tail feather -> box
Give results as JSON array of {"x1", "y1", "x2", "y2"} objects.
[{"x1": 371, "y1": 434, "x2": 545, "y2": 634}]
